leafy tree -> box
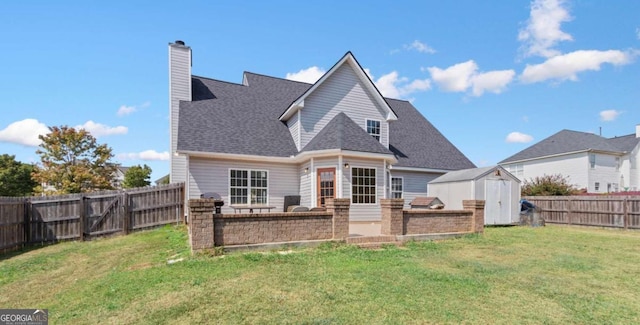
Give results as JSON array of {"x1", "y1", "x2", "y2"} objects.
[
  {"x1": 32, "y1": 126, "x2": 116, "y2": 194},
  {"x1": 0, "y1": 154, "x2": 37, "y2": 196},
  {"x1": 521, "y1": 174, "x2": 579, "y2": 196},
  {"x1": 123, "y1": 164, "x2": 152, "y2": 188}
]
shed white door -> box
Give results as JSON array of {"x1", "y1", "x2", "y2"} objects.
[{"x1": 485, "y1": 179, "x2": 511, "y2": 225}]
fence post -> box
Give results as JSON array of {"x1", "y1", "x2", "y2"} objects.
[
  {"x1": 23, "y1": 198, "x2": 31, "y2": 245},
  {"x1": 122, "y1": 192, "x2": 130, "y2": 235},
  {"x1": 623, "y1": 198, "x2": 628, "y2": 229},
  {"x1": 79, "y1": 196, "x2": 86, "y2": 241},
  {"x1": 566, "y1": 198, "x2": 572, "y2": 225}
]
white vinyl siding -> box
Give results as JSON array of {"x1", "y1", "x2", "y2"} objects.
[
  {"x1": 287, "y1": 111, "x2": 300, "y2": 151},
  {"x1": 393, "y1": 170, "x2": 441, "y2": 209},
  {"x1": 299, "y1": 64, "x2": 389, "y2": 150},
  {"x1": 501, "y1": 152, "x2": 588, "y2": 192},
  {"x1": 188, "y1": 157, "x2": 298, "y2": 214},
  {"x1": 169, "y1": 44, "x2": 191, "y2": 183}
]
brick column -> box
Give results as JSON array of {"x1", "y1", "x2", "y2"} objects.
[
  {"x1": 380, "y1": 198, "x2": 404, "y2": 235},
  {"x1": 189, "y1": 199, "x2": 215, "y2": 252},
  {"x1": 326, "y1": 198, "x2": 350, "y2": 240},
  {"x1": 463, "y1": 200, "x2": 485, "y2": 233}
]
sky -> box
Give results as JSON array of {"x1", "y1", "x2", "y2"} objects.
[{"x1": 0, "y1": 0, "x2": 639, "y2": 181}]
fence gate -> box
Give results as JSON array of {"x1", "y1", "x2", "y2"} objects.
[{"x1": 85, "y1": 194, "x2": 125, "y2": 238}]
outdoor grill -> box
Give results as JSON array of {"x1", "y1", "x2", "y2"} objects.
[{"x1": 201, "y1": 192, "x2": 224, "y2": 214}]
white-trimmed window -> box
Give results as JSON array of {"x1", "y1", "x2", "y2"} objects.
[
  {"x1": 615, "y1": 157, "x2": 620, "y2": 171},
  {"x1": 391, "y1": 177, "x2": 403, "y2": 199},
  {"x1": 366, "y1": 119, "x2": 381, "y2": 142},
  {"x1": 589, "y1": 154, "x2": 596, "y2": 169},
  {"x1": 594, "y1": 182, "x2": 600, "y2": 191},
  {"x1": 229, "y1": 169, "x2": 268, "y2": 204},
  {"x1": 352, "y1": 167, "x2": 376, "y2": 204},
  {"x1": 509, "y1": 164, "x2": 524, "y2": 178}
]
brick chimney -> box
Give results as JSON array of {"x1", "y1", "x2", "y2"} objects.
[{"x1": 169, "y1": 40, "x2": 192, "y2": 183}]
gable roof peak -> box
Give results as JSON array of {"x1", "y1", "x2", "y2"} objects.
[{"x1": 279, "y1": 51, "x2": 397, "y2": 122}]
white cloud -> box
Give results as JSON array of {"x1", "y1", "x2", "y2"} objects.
[
  {"x1": 285, "y1": 66, "x2": 326, "y2": 83},
  {"x1": 117, "y1": 150, "x2": 170, "y2": 161},
  {"x1": 518, "y1": 0, "x2": 573, "y2": 58},
  {"x1": 427, "y1": 60, "x2": 515, "y2": 96},
  {"x1": 0, "y1": 118, "x2": 49, "y2": 147},
  {"x1": 373, "y1": 71, "x2": 431, "y2": 98},
  {"x1": 427, "y1": 60, "x2": 477, "y2": 92},
  {"x1": 117, "y1": 105, "x2": 136, "y2": 116},
  {"x1": 520, "y1": 50, "x2": 635, "y2": 83},
  {"x1": 599, "y1": 109, "x2": 621, "y2": 121},
  {"x1": 506, "y1": 132, "x2": 534, "y2": 143},
  {"x1": 470, "y1": 70, "x2": 517, "y2": 96},
  {"x1": 404, "y1": 40, "x2": 436, "y2": 54},
  {"x1": 75, "y1": 121, "x2": 128, "y2": 137},
  {"x1": 117, "y1": 101, "x2": 150, "y2": 117}
]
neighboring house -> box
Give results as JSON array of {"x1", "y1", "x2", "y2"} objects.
[
  {"x1": 499, "y1": 127, "x2": 640, "y2": 193},
  {"x1": 169, "y1": 41, "x2": 475, "y2": 221},
  {"x1": 155, "y1": 174, "x2": 170, "y2": 186},
  {"x1": 112, "y1": 165, "x2": 130, "y2": 189}
]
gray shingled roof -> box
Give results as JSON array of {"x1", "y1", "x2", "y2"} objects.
[
  {"x1": 387, "y1": 99, "x2": 475, "y2": 170},
  {"x1": 178, "y1": 71, "x2": 475, "y2": 171},
  {"x1": 301, "y1": 112, "x2": 392, "y2": 154},
  {"x1": 500, "y1": 129, "x2": 640, "y2": 164},
  {"x1": 178, "y1": 73, "x2": 310, "y2": 157}
]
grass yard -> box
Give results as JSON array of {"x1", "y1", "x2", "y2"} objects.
[{"x1": 1, "y1": 225, "x2": 640, "y2": 324}]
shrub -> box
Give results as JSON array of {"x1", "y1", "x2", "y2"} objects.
[{"x1": 521, "y1": 174, "x2": 579, "y2": 196}]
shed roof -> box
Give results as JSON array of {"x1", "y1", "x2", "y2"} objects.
[{"x1": 429, "y1": 166, "x2": 518, "y2": 184}]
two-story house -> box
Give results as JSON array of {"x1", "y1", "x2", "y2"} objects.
[
  {"x1": 499, "y1": 127, "x2": 640, "y2": 193},
  {"x1": 169, "y1": 41, "x2": 475, "y2": 221}
]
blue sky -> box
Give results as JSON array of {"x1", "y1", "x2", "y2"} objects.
[{"x1": 1, "y1": 0, "x2": 639, "y2": 181}]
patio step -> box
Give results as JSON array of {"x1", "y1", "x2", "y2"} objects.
[{"x1": 346, "y1": 235, "x2": 400, "y2": 249}]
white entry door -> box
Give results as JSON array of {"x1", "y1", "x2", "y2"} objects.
[{"x1": 485, "y1": 179, "x2": 511, "y2": 225}]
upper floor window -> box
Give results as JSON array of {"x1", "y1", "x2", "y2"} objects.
[
  {"x1": 589, "y1": 154, "x2": 596, "y2": 169},
  {"x1": 366, "y1": 119, "x2": 381, "y2": 142},
  {"x1": 615, "y1": 157, "x2": 620, "y2": 171}
]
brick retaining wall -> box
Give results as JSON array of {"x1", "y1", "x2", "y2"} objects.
[
  {"x1": 188, "y1": 198, "x2": 350, "y2": 253},
  {"x1": 381, "y1": 198, "x2": 485, "y2": 236}
]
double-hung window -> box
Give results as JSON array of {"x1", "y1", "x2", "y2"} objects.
[
  {"x1": 366, "y1": 119, "x2": 381, "y2": 142},
  {"x1": 391, "y1": 177, "x2": 403, "y2": 199},
  {"x1": 352, "y1": 167, "x2": 376, "y2": 204},
  {"x1": 589, "y1": 154, "x2": 596, "y2": 169},
  {"x1": 229, "y1": 169, "x2": 268, "y2": 204}
]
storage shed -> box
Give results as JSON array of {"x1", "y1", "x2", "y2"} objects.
[{"x1": 428, "y1": 166, "x2": 521, "y2": 225}]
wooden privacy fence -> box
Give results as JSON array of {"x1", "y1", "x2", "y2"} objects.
[
  {"x1": 524, "y1": 196, "x2": 640, "y2": 229},
  {"x1": 0, "y1": 183, "x2": 184, "y2": 252}
]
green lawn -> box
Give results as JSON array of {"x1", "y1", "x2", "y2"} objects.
[{"x1": 2, "y1": 225, "x2": 640, "y2": 324}]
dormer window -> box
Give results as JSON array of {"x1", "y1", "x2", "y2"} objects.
[{"x1": 366, "y1": 119, "x2": 381, "y2": 142}]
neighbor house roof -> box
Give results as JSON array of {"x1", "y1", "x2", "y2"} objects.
[
  {"x1": 177, "y1": 66, "x2": 475, "y2": 170},
  {"x1": 500, "y1": 130, "x2": 640, "y2": 164}
]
